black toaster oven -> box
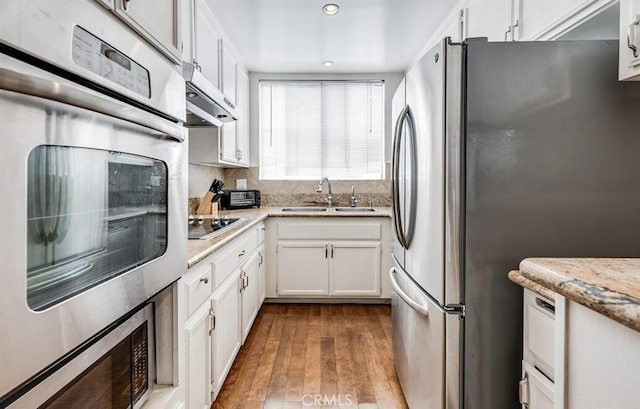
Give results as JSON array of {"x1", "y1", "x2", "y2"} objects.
[{"x1": 220, "y1": 189, "x2": 261, "y2": 209}]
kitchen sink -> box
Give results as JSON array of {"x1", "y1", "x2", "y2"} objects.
[
  {"x1": 280, "y1": 207, "x2": 328, "y2": 212},
  {"x1": 334, "y1": 207, "x2": 377, "y2": 212}
]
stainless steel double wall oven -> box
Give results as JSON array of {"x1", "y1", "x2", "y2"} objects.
[{"x1": 0, "y1": 2, "x2": 187, "y2": 406}]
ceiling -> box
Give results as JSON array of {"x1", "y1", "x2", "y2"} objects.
[{"x1": 205, "y1": 0, "x2": 456, "y2": 74}]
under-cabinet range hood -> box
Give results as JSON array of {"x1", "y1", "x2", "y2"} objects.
[{"x1": 182, "y1": 61, "x2": 239, "y2": 127}]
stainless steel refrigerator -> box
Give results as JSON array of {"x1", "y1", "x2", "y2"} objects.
[{"x1": 390, "y1": 38, "x2": 640, "y2": 409}]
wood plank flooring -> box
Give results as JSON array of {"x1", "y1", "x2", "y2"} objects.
[{"x1": 212, "y1": 304, "x2": 408, "y2": 409}]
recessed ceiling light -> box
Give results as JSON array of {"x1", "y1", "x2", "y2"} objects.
[
  {"x1": 322, "y1": 3, "x2": 339, "y2": 16},
  {"x1": 322, "y1": 61, "x2": 334, "y2": 67}
]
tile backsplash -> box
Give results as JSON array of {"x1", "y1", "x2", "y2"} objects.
[{"x1": 189, "y1": 164, "x2": 392, "y2": 213}]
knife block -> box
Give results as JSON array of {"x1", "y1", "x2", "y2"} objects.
[{"x1": 196, "y1": 191, "x2": 213, "y2": 215}]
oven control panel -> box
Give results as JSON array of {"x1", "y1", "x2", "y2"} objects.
[{"x1": 72, "y1": 26, "x2": 151, "y2": 98}]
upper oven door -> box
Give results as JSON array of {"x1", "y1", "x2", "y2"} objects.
[
  {"x1": 0, "y1": 0, "x2": 185, "y2": 122},
  {"x1": 0, "y1": 53, "x2": 187, "y2": 401}
]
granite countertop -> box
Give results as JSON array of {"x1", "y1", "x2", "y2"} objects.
[
  {"x1": 187, "y1": 206, "x2": 392, "y2": 268},
  {"x1": 510, "y1": 258, "x2": 640, "y2": 332}
]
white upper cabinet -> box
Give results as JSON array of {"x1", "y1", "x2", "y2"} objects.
[
  {"x1": 236, "y1": 68, "x2": 250, "y2": 166},
  {"x1": 98, "y1": 0, "x2": 181, "y2": 63},
  {"x1": 220, "y1": 41, "x2": 237, "y2": 104},
  {"x1": 464, "y1": 0, "x2": 513, "y2": 41},
  {"x1": 192, "y1": 0, "x2": 222, "y2": 88},
  {"x1": 620, "y1": 0, "x2": 640, "y2": 80},
  {"x1": 462, "y1": 0, "x2": 617, "y2": 41}
]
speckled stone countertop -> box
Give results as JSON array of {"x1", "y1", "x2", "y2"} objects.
[
  {"x1": 187, "y1": 206, "x2": 391, "y2": 268},
  {"x1": 508, "y1": 270, "x2": 555, "y2": 301},
  {"x1": 512, "y1": 258, "x2": 640, "y2": 332}
]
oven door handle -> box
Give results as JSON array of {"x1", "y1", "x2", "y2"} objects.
[{"x1": 0, "y1": 66, "x2": 186, "y2": 142}]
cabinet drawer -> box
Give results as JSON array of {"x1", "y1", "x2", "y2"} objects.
[
  {"x1": 185, "y1": 264, "x2": 213, "y2": 316},
  {"x1": 524, "y1": 289, "x2": 555, "y2": 380},
  {"x1": 213, "y1": 229, "x2": 258, "y2": 287}
]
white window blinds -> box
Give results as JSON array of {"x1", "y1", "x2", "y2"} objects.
[{"x1": 259, "y1": 80, "x2": 384, "y2": 180}]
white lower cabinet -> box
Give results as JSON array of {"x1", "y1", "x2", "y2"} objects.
[
  {"x1": 181, "y1": 224, "x2": 265, "y2": 407},
  {"x1": 210, "y1": 271, "x2": 242, "y2": 400},
  {"x1": 257, "y1": 245, "x2": 266, "y2": 304},
  {"x1": 267, "y1": 217, "x2": 392, "y2": 299},
  {"x1": 330, "y1": 241, "x2": 381, "y2": 296},
  {"x1": 276, "y1": 241, "x2": 330, "y2": 296},
  {"x1": 184, "y1": 303, "x2": 212, "y2": 409},
  {"x1": 521, "y1": 361, "x2": 554, "y2": 409},
  {"x1": 240, "y1": 250, "x2": 260, "y2": 343}
]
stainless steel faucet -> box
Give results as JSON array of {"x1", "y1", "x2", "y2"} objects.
[
  {"x1": 316, "y1": 177, "x2": 333, "y2": 208},
  {"x1": 350, "y1": 185, "x2": 358, "y2": 207}
]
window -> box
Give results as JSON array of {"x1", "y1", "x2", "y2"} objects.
[{"x1": 259, "y1": 80, "x2": 384, "y2": 180}]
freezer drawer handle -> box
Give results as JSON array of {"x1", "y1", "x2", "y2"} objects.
[{"x1": 389, "y1": 267, "x2": 429, "y2": 317}]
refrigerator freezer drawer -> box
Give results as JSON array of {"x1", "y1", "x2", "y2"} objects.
[{"x1": 390, "y1": 266, "x2": 445, "y2": 408}]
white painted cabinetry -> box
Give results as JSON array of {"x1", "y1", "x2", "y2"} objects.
[
  {"x1": 240, "y1": 250, "x2": 260, "y2": 343},
  {"x1": 563, "y1": 300, "x2": 640, "y2": 409},
  {"x1": 461, "y1": 0, "x2": 617, "y2": 41},
  {"x1": 267, "y1": 218, "x2": 391, "y2": 299},
  {"x1": 180, "y1": 222, "x2": 265, "y2": 407},
  {"x1": 277, "y1": 241, "x2": 330, "y2": 296},
  {"x1": 184, "y1": 303, "x2": 212, "y2": 409},
  {"x1": 464, "y1": 0, "x2": 513, "y2": 41},
  {"x1": 192, "y1": 0, "x2": 222, "y2": 88},
  {"x1": 330, "y1": 242, "x2": 381, "y2": 296},
  {"x1": 236, "y1": 68, "x2": 251, "y2": 166},
  {"x1": 96, "y1": 0, "x2": 181, "y2": 63},
  {"x1": 518, "y1": 287, "x2": 640, "y2": 409},
  {"x1": 210, "y1": 270, "x2": 241, "y2": 400},
  {"x1": 620, "y1": 0, "x2": 640, "y2": 80},
  {"x1": 519, "y1": 289, "x2": 555, "y2": 409}
]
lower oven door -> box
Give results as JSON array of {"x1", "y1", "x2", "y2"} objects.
[{"x1": 0, "y1": 52, "x2": 186, "y2": 401}]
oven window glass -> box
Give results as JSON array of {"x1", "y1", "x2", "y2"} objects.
[
  {"x1": 27, "y1": 146, "x2": 168, "y2": 311},
  {"x1": 39, "y1": 322, "x2": 148, "y2": 409}
]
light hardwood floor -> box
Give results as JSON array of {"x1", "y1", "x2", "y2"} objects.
[{"x1": 212, "y1": 303, "x2": 408, "y2": 409}]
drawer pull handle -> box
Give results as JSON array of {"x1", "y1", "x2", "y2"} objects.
[
  {"x1": 200, "y1": 276, "x2": 209, "y2": 284},
  {"x1": 519, "y1": 372, "x2": 529, "y2": 407},
  {"x1": 535, "y1": 297, "x2": 555, "y2": 314},
  {"x1": 239, "y1": 250, "x2": 246, "y2": 257}
]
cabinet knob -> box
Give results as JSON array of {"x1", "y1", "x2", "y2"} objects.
[
  {"x1": 200, "y1": 276, "x2": 209, "y2": 284},
  {"x1": 238, "y1": 250, "x2": 246, "y2": 257}
]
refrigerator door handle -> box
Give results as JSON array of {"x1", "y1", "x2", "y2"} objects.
[
  {"x1": 389, "y1": 266, "x2": 429, "y2": 317},
  {"x1": 391, "y1": 107, "x2": 406, "y2": 246},
  {"x1": 391, "y1": 105, "x2": 417, "y2": 249}
]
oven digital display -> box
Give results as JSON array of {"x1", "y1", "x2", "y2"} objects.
[{"x1": 72, "y1": 26, "x2": 151, "y2": 98}]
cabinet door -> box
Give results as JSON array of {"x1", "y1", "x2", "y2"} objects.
[
  {"x1": 240, "y1": 251, "x2": 260, "y2": 343},
  {"x1": 220, "y1": 41, "x2": 237, "y2": 104},
  {"x1": 620, "y1": 0, "x2": 640, "y2": 80},
  {"x1": 194, "y1": 0, "x2": 221, "y2": 88},
  {"x1": 435, "y1": 7, "x2": 464, "y2": 45},
  {"x1": 276, "y1": 242, "x2": 329, "y2": 295},
  {"x1": 257, "y1": 245, "x2": 266, "y2": 304},
  {"x1": 465, "y1": 0, "x2": 513, "y2": 41},
  {"x1": 521, "y1": 362, "x2": 554, "y2": 409},
  {"x1": 330, "y1": 241, "x2": 381, "y2": 296},
  {"x1": 236, "y1": 68, "x2": 250, "y2": 166},
  {"x1": 185, "y1": 304, "x2": 212, "y2": 409},
  {"x1": 115, "y1": 0, "x2": 180, "y2": 63},
  {"x1": 211, "y1": 273, "x2": 241, "y2": 399},
  {"x1": 513, "y1": 0, "x2": 590, "y2": 40},
  {"x1": 219, "y1": 122, "x2": 238, "y2": 163}
]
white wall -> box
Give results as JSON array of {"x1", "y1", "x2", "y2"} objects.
[{"x1": 247, "y1": 72, "x2": 404, "y2": 167}]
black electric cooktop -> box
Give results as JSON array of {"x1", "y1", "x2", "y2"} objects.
[{"x1": 188, "y1": 217, "x2": 242, "y2": 240}]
